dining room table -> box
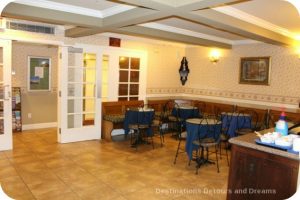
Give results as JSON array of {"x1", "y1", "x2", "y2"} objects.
[
  {"x1": 221, "y1": 112, "x2": 252, "y2": 137},
  {"x1": 172, "y1": 106, "x2": 200, "y2": 120},
  {"x1": 123, "y1": 108, "x2": 155, "y2": 136},
  {"x1": 185, "y1": 118, "x2": 222, "y2": 161}
]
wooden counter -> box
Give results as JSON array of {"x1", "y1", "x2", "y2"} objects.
[{"x1": 227, "y1": 132, "x2": 299, "y2": 200}]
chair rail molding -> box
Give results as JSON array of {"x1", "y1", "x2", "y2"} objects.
[{"x1": 146, "y1": 87, "x2": 299, "y2": 109}]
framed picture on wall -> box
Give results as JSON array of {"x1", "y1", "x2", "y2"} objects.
[
  {"x1": 239, "y1": 57, "x2": 270, "y2": 85},
  {"x1": 28, "y1": 56, "x2": 51, "y2": 91}
]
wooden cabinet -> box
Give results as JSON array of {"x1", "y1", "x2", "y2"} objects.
[{"x1": 227, "y1": 144, "x2": 299, "y2": 200}]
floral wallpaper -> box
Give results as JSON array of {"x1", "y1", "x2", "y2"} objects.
[{"x1": 147, "y1": 43, "x2": 300, "y2": 108}]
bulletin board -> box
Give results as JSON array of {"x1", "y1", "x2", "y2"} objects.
[{"x1": 28, "y1": 56, "x2": 51, "y2": 91}]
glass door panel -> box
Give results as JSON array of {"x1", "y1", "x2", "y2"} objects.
[
  {"x1": 0, "y1": 40, "x2": 12, "y2": 150},
  {"x1": 0, "y1": 47, "x2": 4, "y2": 135},
  {"x1": 59, "y1": 46, "x2": 100, "y2": 143}
]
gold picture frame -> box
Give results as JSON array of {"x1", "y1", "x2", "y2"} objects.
[{"x1": 239, "y1": 57, "x2": 270, "y2": 85}]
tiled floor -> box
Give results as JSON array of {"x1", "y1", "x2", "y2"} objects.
[{"x1": 0, "y1": 128, "x2": 230, "y2": 200}]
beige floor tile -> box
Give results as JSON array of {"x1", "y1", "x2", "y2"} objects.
[
  {"x1": 75, "y1": 184, "x2": 120, "y2": 200},
  {"x1": 9, "y1": 155, "x2": 40, "y2": 165},
  {"x1": 36, "y1": 191, "x2": 81, "y2": 200},
  {"x1": 4, "y1": 148, "x2": 33, "y2": 158},
  {"x1": 0, "y1": 176, "x2": 33, "y2": 198},
  {"x1": 0, "y1": 165, "x2": 19, "y2": 179},
  {"x1": 0, "y1": 152, "x2": 7, "y2": 160},
  {"x1": 27, "y1": 179, "x2": 70, "y2": 199},
  {"x1": 11, "y1": 193, "x2": 36, "y2": 200},
  {"x1": 0, "y1": 129, "x2": 229, "y2": 200},
  {"x1": 0, "y1": 159, "x2": 11, "y2": 167},
  {"x1": 124, "y1": 186, "x2": 173, "y2": 200},
  {"x1": 42, "y1": 157, "x2": 76, "y2": 169},
  {"x1": 14, "y1": 161, "x2": 48, "y2": 174}
]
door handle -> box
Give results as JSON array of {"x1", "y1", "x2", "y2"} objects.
[{"x1": 4, "y1": 85, "x2": 11, "y2": 101}]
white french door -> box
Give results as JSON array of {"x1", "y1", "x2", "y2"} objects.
[
  {"x1": 58, "y1": 45, "x2": 101, "y2": 143},
  {"x1": 0, "y1": 39, "x2": 12, "y2": 151},
  {"x1": 102, "y1": 48, "x2": 147, "y2": 101}
]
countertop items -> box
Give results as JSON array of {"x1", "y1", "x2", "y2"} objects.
[
  {"x1": 227, "y1": 129, "x2": 299, "y2": 200},
  {"x1": 229, "y1": 129, "x2": 300, "y2": 161}
]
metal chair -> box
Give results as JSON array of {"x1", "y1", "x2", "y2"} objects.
[
  {"x1": 219, "y1": 112, "x2": 233, "y2": 166},
  {"x1": 192, "y1": 116, "x2": 222, "y2": 174},
  {"x1": 235, "y1": 109, "x2": 258, "y2": 136},
  {"x1": 195, "y1": 101, "x2": 206, "y2": 118}
]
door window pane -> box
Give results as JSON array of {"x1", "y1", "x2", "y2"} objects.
[
  {"x1": 129, "y1": 97, "x2": 138, "y2": 101},
  {"x1": 68, "y1": 84, "x2": 82, "y2": 97},
  {"x1": 0, "y1": 48, "x2": 3, "y2": 63},
  {"x1": 68, "y1": 52, "x2": 79, "y2": 67},
  {"x1": 118, "y1": 97, "x2": 128, "y2": 101},
  {"x1": 68, "y1": 99, "x2": 82, "y2": 114},
  {"x1": 0, "y1": 47, "x2": 3, "y2": 82},
  {"x1": 130, "y1": 71, "x2": 139, "y2": 82},
  {"x1": 83, "y1": 114, "x2": 94, "y2": 126},
  {"x1": 131, "y1": 58, "x2": 140, "y2": 69},
  {"x1": 119, "y1": 84, "x2": 128, "y2": 96},
  {"x1": 68, "y1": 68, "x2": 83, "y2": 82},
  {"x1": 119, "y1": 71, "x2": 128, "y2": 82},
  {"x1": 83, "y1": 99, "x2": 95, "y2": 113},
  {"x1": 67, "y1": 114, "x2": 82, "y2": 129},
  {"x1": 0, "y1": 47, "x2": 3, "y2": 134},
  {"x1": 130, "y1": 84, "x2": 139, "y2": 95},
  {"x1": 68, "y1": 99, "x2": 95, "y2": 114},
  {"x1": 119, "y1": 57, "x2": 129, "y2": 69},
  {"x1": 84, "y1": 53, "x2": 96, "y2": 68},
  {"x1": 84, "y1": 68, "x2": 96, "y2": 83},
  {"x1": 0, "y1": 85, "x2": 3, "y2": 99},
  {"x1": 0, "y1": 119, "x2": 3, "y2": 134},
  {"x1": 83, "y1": 84, "x2": 95, "y2": 97}
]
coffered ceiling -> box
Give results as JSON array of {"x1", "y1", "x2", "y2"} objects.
[{"x1": 2, "y1": 0, "x2": 300, "y2": 49}]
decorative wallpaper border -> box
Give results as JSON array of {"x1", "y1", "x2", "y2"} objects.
[{"x1": 147, "y1": 87, "x2": 300, "y2": 106}]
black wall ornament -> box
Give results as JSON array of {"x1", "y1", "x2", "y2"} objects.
[{"x1": 179, "y1": 57, "x2": 189, "y2": 85}]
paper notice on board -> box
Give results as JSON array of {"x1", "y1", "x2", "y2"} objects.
[{"x1": 35, "y1": 67, "x2": 44, "y2": 78}]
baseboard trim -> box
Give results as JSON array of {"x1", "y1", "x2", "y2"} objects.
[{"x1": 22, "y1": 122, "x2": 57, "y2": 131}]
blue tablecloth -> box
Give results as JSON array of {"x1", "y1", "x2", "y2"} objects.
[
  {"x1": 185, "y1": 119, "x2": 222, "y2": 160},
  {"x1": 124, "y1": 110, "x2": 154, "y2": 135},
  {"x1": 221, "y1": 112, "x2": 251, "y2": 137},
  {"x1": 172, "y1": 107, "x2": 200, "y2": 121}
]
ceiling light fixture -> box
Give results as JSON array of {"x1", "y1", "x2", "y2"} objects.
[{"x1": 285, "y1": 0, "x2": 300, "y2": 15}]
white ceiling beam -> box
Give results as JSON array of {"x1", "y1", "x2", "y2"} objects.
[
  {"x1": 185, "y1": 9, "x2": 294, "y2": 46},
  {"x1": 2, "y1": 3, "x2": 103, "y2": 28},
  {"x1": 65, "y1": 0, "x2": 242, "y2": 38},
  {"x1": 115, "y1": 25, "x2": 232, "y2": 48},
  {"x1": 66, "y1": 8, "x2": 168, "y2": 37},
  {"x1": 110, "y1": 0, "x2": 171, "y2": 10},
  {"x1": 178, "y1": 0, "x2": 246, "y2": 10},
  {"x1": 3, "y1": 0, "x2": 295, "y2": 47}
]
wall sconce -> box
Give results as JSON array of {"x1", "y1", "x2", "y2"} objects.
[
  {"x1": 209, "y1": 49, "x2": 221, "y2": 64},
  {"x1": 179, "y1": 57, "x2": 189, "y2": 86},
  {"x1": 11, "y1": 69, "x2": 16, "y2": 75}
]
